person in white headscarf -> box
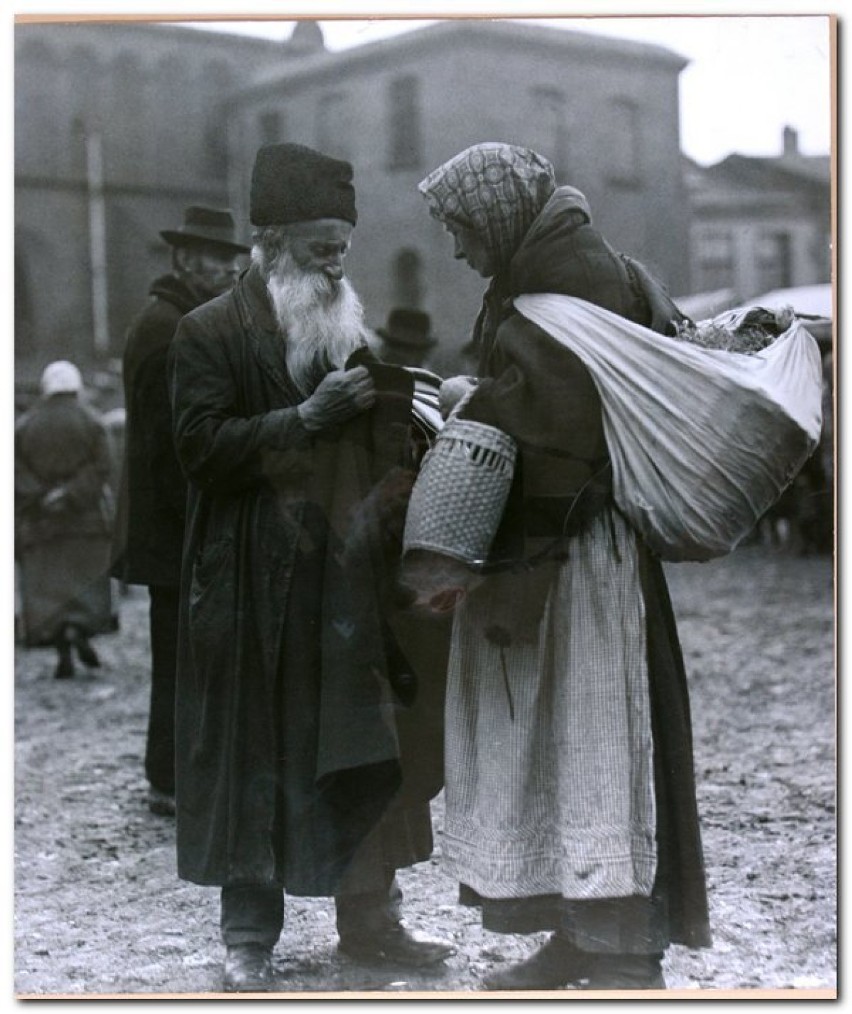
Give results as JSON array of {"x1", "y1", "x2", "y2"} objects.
[{"x1": 15, "y1": 361, "x2": 117, "y2": 678}]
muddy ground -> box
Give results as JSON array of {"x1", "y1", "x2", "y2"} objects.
[{"x1": 13, "y1": 543, "x2": 836, "y2": 1000}]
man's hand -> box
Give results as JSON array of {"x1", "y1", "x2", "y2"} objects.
[{"x1": 297, "y1": 366, "x2": 376, "y2": 432}]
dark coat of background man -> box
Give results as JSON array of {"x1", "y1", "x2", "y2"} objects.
[
  {"x1": 168, "y1": 142, "x2": 452, "y2": 993},
  {"x1": 112, "y1": 207, "x2": 249, "y2": 817}
]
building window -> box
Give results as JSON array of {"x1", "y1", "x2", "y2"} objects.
[
  {"x1": 809, "y1": 228, "x2": 831, "y2": 282},
  {"x1": 608, "y1": 98, "x2": 641, "y2": 185},
  {"x1": 529, "y1": 87, "x2": 569, "y2": 178},
  {"x1": 203, "y1": 117, "x2": 228, "y2": 180},
  {"x1": 393, "y1": 249, "x2": 423, "y2": 307},
  {"x1": 695, "y1": 229, "x2": 735, "y2": 292},
  {"x1": 755, "y1": 231, "x2": 793, "y2": 292},
  {"x1": 258, "y1": 109, "x2": 285, "y2": 146},
  {"x1": 317, "y1": 92, "x2": 349, "y2": 160},
  {"x1": 387, "y1": 76, "x2": 422, "y2": 169}
]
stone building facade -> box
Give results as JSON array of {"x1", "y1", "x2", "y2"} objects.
[
  {"x1": 684, "y1": 127, "x2": 831, "y2": 305},
  {"x1": 14, "y1": 21, "x2": 292, "y2": 381},
  {"x1": 225, "y1": 19, "x2": 690, "y2": 372},
  {"x1": 15, "y1": 19, "x2": 690, "y2": 380}
]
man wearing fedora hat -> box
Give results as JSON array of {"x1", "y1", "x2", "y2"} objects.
[
  {"x1": 168, "y1": 144, "x2": 452, "y2": 992},
  {"x1": 375, "y1": 308, "x2": 439, "y2": 370},
  {"x1": 113, "y1": 206, "x2": 248, "y2": 819}
]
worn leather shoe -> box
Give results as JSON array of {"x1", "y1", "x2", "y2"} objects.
[
  {"x1": 75, "y1": 635, "x2": 100, "y2": 668},
  {"x1": 483, "y1": 934, "x2": 590, "y2": 990},
  {"x1": 54, "y1": 648, "x2": 75, "y2": 680},
  {"x1": 583, "y1": 953, "x2": 666, "y2": 990},
  {"x1": 147, "y1": 788, "x2": 176, "y2": 817},
  {"x1": 222, "y1": 943, "x2": 275, "y2": 992},
  {"x1": 338, "y1": 923, "x2": 455, "y2": 967}
]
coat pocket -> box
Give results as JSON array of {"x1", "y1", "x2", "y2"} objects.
[{"x1": 188, "y1": 537, "x2": 235, "y2": 635}]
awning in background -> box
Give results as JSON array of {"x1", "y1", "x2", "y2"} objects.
[
  {"x1": 744, "y1": 284, "x2": 833, "y2": 349},
  {"x1": 676, "y1": 284, "x2": 832, "y2": 323},
  {"x1": 746, "y1": 284, "x2": 832, "y2": 320},
  {"x1": 674, "y1": 288, "x2": 739, "y2": 321},
  {"x1": 674, "y1": 284, "x2": 833, "y2": 349}
]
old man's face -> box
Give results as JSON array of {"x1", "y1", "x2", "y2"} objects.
[
  {"x1": 282, "y1": 219, "x2": 353, "y2": 283},
  {"x1": 252, "y1": 218, "x2": 367, "y2": 396}
]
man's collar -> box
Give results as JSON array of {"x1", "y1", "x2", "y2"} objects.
[
  {"x1": 235, "y1": 263, "x2": 301, "y2": 396},
  {"x1": 239, "y1": 263, "x2": 279, "y2": 337}
]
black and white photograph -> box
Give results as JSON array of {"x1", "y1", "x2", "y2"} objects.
[{"x1": 11, "y1": 2, "x2": 836, "y2": 1000}]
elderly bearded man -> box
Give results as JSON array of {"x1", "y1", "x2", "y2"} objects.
[{"x1": 168, "y1": 143, "x2": 453, "y2": 992}]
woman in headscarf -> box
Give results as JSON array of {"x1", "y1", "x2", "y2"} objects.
[
  {"x1": 16, "y1": 361, "x2": 117, "y2": 678},
  {"x1": 417, "y1": 143, "x2": 710, "y2": 990}
]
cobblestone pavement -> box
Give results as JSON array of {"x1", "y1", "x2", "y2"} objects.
[{"x1": 13, "y1": 546, "x2": 836, "y2": 1000}]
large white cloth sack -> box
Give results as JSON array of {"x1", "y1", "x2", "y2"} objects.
[{"x1": 514, "y1": 294, "x2": 824, "y2": 562}]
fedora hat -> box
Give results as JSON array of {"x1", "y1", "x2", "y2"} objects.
[
  {"x1": 377, "y1": 308, "x2": 437, "y2": 349},
  {"x1": 160, "y1": 205, "x2": 249, "y2": 254}
]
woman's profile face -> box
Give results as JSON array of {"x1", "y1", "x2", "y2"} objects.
[{"x1": 446, "y1": 223, "x2": 495, "y2": 278}]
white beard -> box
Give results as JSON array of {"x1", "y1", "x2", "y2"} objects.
[{"x1": 258, "y1": 248, "x2": 369, "y2": 397}]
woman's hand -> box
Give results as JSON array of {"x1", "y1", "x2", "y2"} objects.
[{"x1": 438, "y1": 375, "x2": 478, "y2": 420}]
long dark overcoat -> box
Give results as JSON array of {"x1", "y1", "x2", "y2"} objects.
[
  {"x1": 113, "y1": 274, "x2": 205, "y2": 587},
  {"x1": 169, "y1": 265, "x2": 445, "y2": 890}
]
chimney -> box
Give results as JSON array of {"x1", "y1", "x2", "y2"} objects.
[
  {"x1": 288, "y1": 20, "x2": 325, "y2": 57},
  {"x1": 782, "y1": 125, "x2": 799, "y2": 158}
]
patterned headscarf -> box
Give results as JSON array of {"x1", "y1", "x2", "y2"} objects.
[{"x1": 418, "y1": 143, "x2": 557, "y2": 273}]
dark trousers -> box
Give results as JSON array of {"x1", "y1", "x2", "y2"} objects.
[
  {"x1": 144, "y1": 584, "x2": 179, "y2": 795},
  {"x1": 220, "y1": 874, "x2": 402, "y2": 949}
]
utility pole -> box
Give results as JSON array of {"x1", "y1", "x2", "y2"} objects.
[{"x1": 83, "y1": 127, "x2": 110, "y2": 355}]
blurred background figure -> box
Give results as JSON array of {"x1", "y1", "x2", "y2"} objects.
[
  {"x1": 112, "y1": 205, "x2": 248, "y2": 817},
  {"x1": 15, "y1": 360, "x2": 117, "y2": 680},
  {"x1": 101, "y1": 406, "x2": 127, "y2": 506},
  {"x1": 750, "y1": 315, "x2": 833, "y2": 556},
  {"x1": 374, "y1": 308, "x2": 439, "y2": 369}
]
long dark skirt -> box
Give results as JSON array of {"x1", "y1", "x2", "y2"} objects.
[{"x1": 17, "y1": 535, "x2": 117, "y2": 647}]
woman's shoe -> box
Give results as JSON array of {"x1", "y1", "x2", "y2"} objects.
[
  {"x1": 54, "y1": 632, "x2": 75, "y2": 681},
  {"x1": 583, "y1": 952, "x2": 666, "y2": 990},
  {"x1": 482, "y1": 934, "x2": 589, "y2": 990},
  {"x1": 54, "y1": 644, "x2": 75, "y2": 679},
  {"x1": 74, "y1": 633, "x2": 100, "y2": 668}
]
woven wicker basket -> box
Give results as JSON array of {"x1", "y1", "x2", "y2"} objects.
[{"x1": 403, "y1": 417, "x2": 517, "y2": 566}]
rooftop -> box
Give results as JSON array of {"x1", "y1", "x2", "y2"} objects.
[
  {"x1": 232, "y1": 18, "x2": 689, "y2": 103},
  {"x1": 700, "y1": 126, "x2": 830, "y2": 189}
]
